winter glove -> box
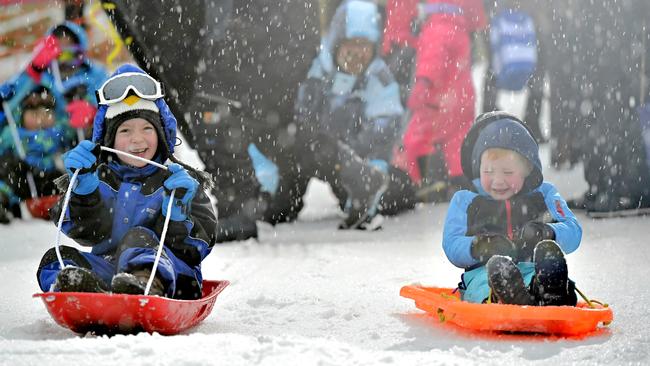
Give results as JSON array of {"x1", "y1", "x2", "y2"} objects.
[
  {"x1": 27, "y1": 35, "x2": 61, "y2": 82},
  {"x1": 471, "y1": 233, "x2": 517, "y2": 264},
  {"x1": 407, "y1": 77, "x2": 436, "y2": 110},
  {"x1": 162, "y1": 163, "x2": 199, "y2": 221},
  {"x1": 385, "y1": 45, "x2": 415, "y2": 86},
  {"x1": 62, "y1": 140, "x2": 99, "y2": 195},
  {"x1": 368, "y1": 159, "x2": 389, "y2": 174},
  {"x1": 248, "y1": 144, "x2": 279, "y2": 195},
  {"x1": 66, "y1": 100, "x2": 97, "y2": 129},
  {"x1": 518, "y1": 221, "x2": 556, "y2": 262}
]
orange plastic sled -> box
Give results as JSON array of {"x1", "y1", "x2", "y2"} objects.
[{"x1": 400, "y1": 285, "x2": 613, "y2": 336}]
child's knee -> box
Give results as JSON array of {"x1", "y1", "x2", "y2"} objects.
[{"x1": 116, "y1": 227, "x2": 159, "y2": 253}]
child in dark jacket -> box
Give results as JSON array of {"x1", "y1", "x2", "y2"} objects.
[
  {"x1": 36, "y1": 65, "x2": 217, "y2": 299},
  {"x1": 0, "y1": 86, "x2": 75, "y2": 223},
  {"x1": 442, "y1": 111, "x2": 581, "y2": 306}
]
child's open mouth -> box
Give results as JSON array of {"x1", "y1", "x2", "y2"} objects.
[{"x1": 129, "y1": 148, "x2": 148, "y2": 157}]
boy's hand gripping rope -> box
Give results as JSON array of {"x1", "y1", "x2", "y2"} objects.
[{"x1": 54, "y1": 145, "x2": 174, "y2": 296}]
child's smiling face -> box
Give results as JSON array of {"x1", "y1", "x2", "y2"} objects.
[
  {"x1": 113, "y1": 117, "x2": 158, "y2": 167},
  {"x1": 479, "y1": 148, "x2": 532, "y2": 200},
  {"x1": 22, "y1": 107, "x2": 55, "y2": 130},
  {"x1": 335, "y1": 37, "x2": 374, "y2": 75}
]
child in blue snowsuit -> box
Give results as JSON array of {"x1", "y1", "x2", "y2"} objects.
[
  {"x1": 1, "y1": 22, "x2": 107, "y2": 135},
  {"x1": 0, "y1": 86, "x2": 75, "y2": 223},
  {"x1": 292, "y1": 0, "x2": 406, "y2": 229},
  {"x1": 442, "y1": 111, "x2": 581, "y2": 306},
  {"x1": 36, "y1": 65, "x2": 217, "y2": 299}
]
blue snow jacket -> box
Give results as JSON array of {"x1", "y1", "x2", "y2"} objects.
[
  {"x1": 442, "y1": 114, "x2": 582, "y2": 303},
  {"x1": 297, "y1": 0, "x2": 404, "y2": 160},
  {"x1": 0, "y1": 22, "x2": 107, "y2": 131},
  {"x1": 46, "y1": 65, "x2": 216, "y2": 298}
]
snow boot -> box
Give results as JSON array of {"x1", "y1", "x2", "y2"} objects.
[
  {"x1": 111, "y1": 269, "x2": 166, "y2": 297},
  {"x1": 487, "y1": 255, "x2": 534, "y2": 305},
  {"x1": 337, "y1": 143, "x2": 388, "y2": 230},
  {"x1": 54, "y1": 266, "x2": 110, "y2": 293},
  {"x1": 531, "y1": 240, "x2": 576, "y2": 306}
]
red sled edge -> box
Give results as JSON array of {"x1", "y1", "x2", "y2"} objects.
[
  {"x1": 34, "y1": 279, "x2": 229, "y2": 335},
  {"x1": 400, "y1": 285, "x2": 613, "y2": 336}
]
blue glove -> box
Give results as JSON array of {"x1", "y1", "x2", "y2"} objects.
[
  {"x1": 368, "y1": 159, "x2": 389, "y2": 174},
  {"x1": 62, "y1": 140, "x2": 99, "y2": 195},
  {"x1": 248, "y1": 144, "x2": 279, "y2": 195},
  {"x1": 162, "y1": 163, "x2": 199, "y2": 221}
]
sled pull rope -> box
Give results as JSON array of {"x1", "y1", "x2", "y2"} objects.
[
  {"x1": 54, "y1": 147, "x2": 173, "y2": 297},
  {"x1": 574, "y1": 286, "x2": 609, "y2": 309}
]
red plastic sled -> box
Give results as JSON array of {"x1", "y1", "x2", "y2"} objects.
[
  {"x1": 401, "y1": 285, "x2": 613, "y2": 336},
  {"x1": 34, "y1": 280, "x2": 229, "y2": 335}
]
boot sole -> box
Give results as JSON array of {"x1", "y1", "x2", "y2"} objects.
[
  {"x1": 487, "y1": 256, "x2": 534, "y2": 305},
  {"x1": 533, "y1": 240, "x2": 569, "y2": 303}
]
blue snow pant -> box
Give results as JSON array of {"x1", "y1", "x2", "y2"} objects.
[
  {"x1": 36, "y1": 227, "x2": 200, "y2": 298},
  {"x1": 459, "y1": 262, "x2": 536, "y2": 303}
]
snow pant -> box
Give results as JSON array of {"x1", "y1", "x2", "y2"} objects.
[
  {"x1": 396, "y1": 105, "x2": 472, "y2": 183},
  {"x1": 460, "y1": 262, "x2": 535, "y2": 303},
  {"x1": 36, "y1": 227, "x2": 203, "y2": 299},
  {"x1": 395, "y1": 19, "x2": 475, "y2": 184},
  {"x1": 294, "y1": 103, "x2": 416, "y2": 216}
]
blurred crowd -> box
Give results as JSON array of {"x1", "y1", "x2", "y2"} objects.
[{"x1": 1, "y1": 0, "x2": 649, "y2": 238}]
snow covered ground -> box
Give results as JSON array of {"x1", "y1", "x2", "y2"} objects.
[
  {"x1": 1, "y1": 142, "x2": 649, "y2": 365},
  {"x1": 1, "y1": 55, "x2": 649, "y2": 365}
]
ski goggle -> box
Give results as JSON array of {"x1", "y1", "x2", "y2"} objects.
[{"x1": 95, "y1": 72, "x2": 165, "y2": 105}]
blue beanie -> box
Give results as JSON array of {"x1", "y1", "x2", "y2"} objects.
[{"x1": 469, "y1": 116, "x2": 543, "y2": 191}]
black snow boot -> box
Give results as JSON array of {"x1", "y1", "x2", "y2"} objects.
[
  {"x1": 111, "y1": 269, "x2": 166, "y2": 297},
  {"x1": 487, "y1": 255, "x2": 534, "y2": 305},
  {"x1": 531, "y1": 240, "x2": 576, "y2": 306},
  {"x1": 337, "y1": 143, "x2": 388, "y2": 230},
  {"x1": 54, "y1": 266, "x2": 110, "y2": 293}
]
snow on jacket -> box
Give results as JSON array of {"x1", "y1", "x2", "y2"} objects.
[
  {"x1": 442, "y1": 114, "x2": 582, "y2": 269},
  {"x1": 299, "y1": 0, "x2": 404, "y2": 160}
]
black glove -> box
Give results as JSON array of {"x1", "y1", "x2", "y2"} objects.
[
  {"x1": 470, "y1": 233, "x2": 517, "y2": 263},
  {"x1": 518, "y1": 221, "x2": 555, "y2": 262},
  {"x1": 386, "y1": 45, "x2": 415, "y2": 86}
]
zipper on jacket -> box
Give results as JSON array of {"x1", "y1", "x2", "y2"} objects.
[{"x1": 505, "y1": 199, "x2": 513, "y2": 240}]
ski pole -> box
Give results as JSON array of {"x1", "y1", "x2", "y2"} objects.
[
  {"x1": 51, "y1": 60, "x2": 87, "y2": 142},
  {"x1": 1, "y1": 100, "x2": 39, "y2": 198},
  {"x1": 53, "y1": 146, "x2": 174, "y2": 296}
]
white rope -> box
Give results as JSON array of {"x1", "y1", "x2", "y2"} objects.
[
  {"x1": 145, "y1": 189, "x2": 175, "y2": 296},
  {"x1": 99, "y1": 146, "x2": 168, "y2": 170},
  {"x1": 54, "y1": 169, "x2": 80, "y2": 269},
  {"x1": 52, "y1": 145, "x2": 174, "y2": 296}
]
